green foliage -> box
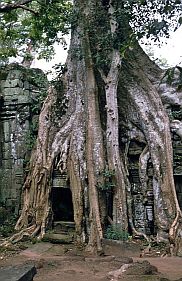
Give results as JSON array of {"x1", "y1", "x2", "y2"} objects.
[
  {"x1": 82, "y1": 0, "x2": 181, "y2": 75},
  {"x1": 102, "y1": 169, "x2": 115, "y2": 178},
  {"x1": 24, "y1": 70, "x2": 48, "y2": 150},
  {"x1": 171, "y1": 110, "x2": 182, "y2": 120},
  {"x1": 97, "y1": 169, "x2": 115, "y2": 191},
  {"x1": 0, "y1": 207, "x2": 8, "y2": 224},
  {"x1": 97, "y1": 182, "x2": 115, "y2": 191},
  {"x1": 0, "y1": 208, "x2": 18, "y2": 237},
  {"x1": 0, "y1": 0, "x2": 181, "y2": 70},
  {"x1": 163, "y1": 66, "x2": 182, "y2": 90},
  {"x1": 125, "y1": 0, "x2": 181, "y2": 41},
  {"x1": 0, "y1": 0, "x2": 72, "y2": 62},
  {"x1": 164, "y1": 67, "x2": 176, "y2": 85},
  {"x1": 87, "y1": 2, "x2": 112, "y2": 71},
  {"x1": 105, "y1": 225, "x2": 129, "y2": 241},
  {"x1": 27, "y1": 70, "x2": 48, "y2": 114},
  {"x1": 25, "y1": 130, "x2": 37, "y2": 150},
  {"x1": 30, "y1": 90, "x2": 47, "y2": 115},
  {"x1": 0, "y1": 223, "x2": 15, "y2": 237}
]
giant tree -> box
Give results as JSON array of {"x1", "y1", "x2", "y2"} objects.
[{"x1": 0, "y1": 0, "x2": 182, "y2": 254}]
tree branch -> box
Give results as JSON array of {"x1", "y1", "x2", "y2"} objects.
[
  {"x1": 18, "y1": 4, "x2": 38, "y2": 15},
  {"x1": 0, "y1": 0, "x2": 38, "y2": 14}
]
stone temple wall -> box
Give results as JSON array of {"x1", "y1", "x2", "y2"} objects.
[{"x1": 0, "y1": 64, "x2": 48, "y2": 215}]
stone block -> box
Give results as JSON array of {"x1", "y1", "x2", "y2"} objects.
[
  {"x1": 7, "y1": 69, "x2": 23, "y2": 80},
  {"x1": 4, "y1": 87, "x2": 23, "y2": 97},
  {"x1": 23, "y1": 81, "x2": 30, "y2": 90},
  {"x1": 15, "y1": 174, "x2": 24, "y2": 185},
  {"x1": 12, "y1": 165, "x2": 24, "y2": 186},
  {"x1": 6, "y1": 198, "x2": 17, "y2": 208},
  {"x1": 1, "y1": 159, "x2": 13, "y2": 169},
  {"x1": 0, "y1": 169, "x2": 13, "y2": 196},
  {"x1": 18, "y1": 93, "x2": 30, "y2": 104},
  {"x1": 15, "y1": 141, "x2": 27, "y2": 159},
  {"x1": 3, "y1": 120, "x2": 11, "y2": 142},
  {"x1": 125, "y1": 260, "x2": 158, "y2": 276},
  {"x1": 43, "y1": 233, "x2": 73, "y2": 244},
  {"x1": 0, "y1": 80, "x2": 6, "y2": 90},
  {"x1": 2, "y1": 142, "x2": 14, "y2": 160},
  {"x1": 0, "y1": 263, "x2": 37, "y2": 281},
  {"x1": 3, "y1": 79, "x2": 23, "y2": 88},
  {"x1": 3, "y1": 88, "x2": 30, "y2": 104}
]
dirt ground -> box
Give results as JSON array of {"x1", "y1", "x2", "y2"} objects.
[{"x1": 0, "y1": 240, "x2": 182, "y2": 281}]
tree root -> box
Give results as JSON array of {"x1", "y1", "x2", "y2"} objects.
[
  {"x1": 107, "y1": 264, "x2": 132, "y2": 281},
  {"x1": 169, "y1": 209, "x2": 182, "y2": 255},
  {"x1": 0, "y1": 225, "x2": 37, "y2": 247}
]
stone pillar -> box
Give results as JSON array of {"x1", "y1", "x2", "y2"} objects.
[{"x1": 0, "y1": 64, "x2": 48, "y2": 216}]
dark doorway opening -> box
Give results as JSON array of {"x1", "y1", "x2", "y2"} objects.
[
  {"x1": 51, "y1": 187, "x2": 74, "y2": 222},
  {"x1": 174, "y1": 175, "x2": 182, "y2": 210},
  {"x1": 106, "y1": 191, "x2": 113, "y2": 221}
]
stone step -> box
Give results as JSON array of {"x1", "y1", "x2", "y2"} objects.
[
  {"x1": 53, "y1": 221, "x2": 75, "y2": 232},
  {"x1": 0, "y1": 264, "x2": 36, "y2": 281},
  {"x1": 53, "y1": 221, "x2": 75, "y2": 227},
  {"x1": 43, "y1": 233, "x2": 74, "y2": 244}
]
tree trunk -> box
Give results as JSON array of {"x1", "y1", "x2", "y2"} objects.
[{"x1": 7, "y1": 0, "x2": 181, "y2": 254}]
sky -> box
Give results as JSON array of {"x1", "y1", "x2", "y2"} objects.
[
  {"x1": 141, "y1": 25, "x2": 182, "y2": 67},
  {"x1": 31, "y1": 26, "x2": 182, "y2": 79},
  {"x1": 31, "y1": 36, "x2": 69, "y2": 79}
]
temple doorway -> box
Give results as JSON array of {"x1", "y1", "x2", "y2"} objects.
[
  {"x1": 51, "y1": 171, "x2": 74, "y2": 222},
  {"x1": 174, "y1": 175, "x2": 182, "y2": 210}
]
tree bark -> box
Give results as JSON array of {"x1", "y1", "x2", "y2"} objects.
[{"x1": 5, "y1": 0, "x2": 181, "y2": 254}]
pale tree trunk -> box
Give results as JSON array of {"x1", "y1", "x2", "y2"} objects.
[
  {"x1": 98, "y1": 3, "x2": 128, "y2": 230},
  {"x1": 100, "y1": 50, "x2": 128, "y2": 230},
  {"x1": 3, "y1": 0, "x2": 181, "y2": 255},
  {"x1": 81, "y1": 27, "x2": 105, "y2": 252}
]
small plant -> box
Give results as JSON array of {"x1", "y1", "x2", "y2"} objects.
[
  {"x1": 171, "y1": 110, "x2": 182, "y2": 119},
  {"x1": 102, "y1": 169, "x2": 115, "y2": 178},
  {"x1": 97, "y1": 169, "x2": 115, "y2": 191},
  {"x1": 97, "y1": 182, "x2": 115, "y2": 191},
  {"x1": 0, "y1": 207, "x2": 8, "y2": 224},
  {"x1": 25, "y1": 131, "x2": 37, "y2": 150},
  {"x1": 0, "y1": 212, "x2": 18, "y2": 237},
  {"x1": 105, "y1": 225, "x2": 129, "y2": 241}
]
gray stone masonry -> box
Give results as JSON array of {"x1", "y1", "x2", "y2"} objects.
[
  {"x1": 0, "y1": 63, "x2": 48, "y2": 216},
  {"x1": 0, "y1": 264, "x2": 37, "y2": 281}
]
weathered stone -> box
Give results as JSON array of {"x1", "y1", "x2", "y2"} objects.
[
  {"x1": 3, "y1": 78, "x2": 24, "y2": 88},
  {"x1": 2, "y1": 143, "x2": 12, "y2": 160},
  {"x1": 1, "y1": 159, "x2": 13, "y2": 169},
  {"x1": 114, "y1": 257, "x2": 133, "y2": 264},
  {"x1": 0, "y1": 64, "x2": 48, "y2": 216},
  {"x1": 0, "y1": 263, "x2": 37, "y2": 281},
  {"x1": 43, "y1": 233, "x2": 74, "y2": 244},
  {"x1": 23, "y1": 81, "x2": 30, "y2": 90},
  {"x1": 6, "y1": 69, "x2": 23, "y2": 80},
  {"x1": 125, "y1": 260, "x2": 158, "y2": 275},
  {"x1": 107, "y1": 261, "x2": 159, "y2": 281},
  {"x1": 3, "y1": 120, "x2": 11, "y2": 142}
]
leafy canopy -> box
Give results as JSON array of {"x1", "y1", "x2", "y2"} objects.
[
  {"x1": 127, "y1": 0, "x2": 182, "y2": 40},
  {"x1": 0, "y1": 0, "x2": 181, "y2": 63},
  {"x1": 0, "y1": 0, "x2": 72, "y2": 62}
]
